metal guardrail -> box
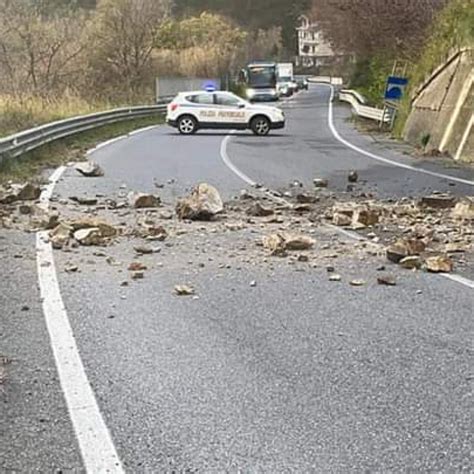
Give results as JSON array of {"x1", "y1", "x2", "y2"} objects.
[
  {"x1": 339, "y1": 89, "x2": 390, "y2": 123},
  {"x1": 0, "y1": 101, "x2": 170, "y2": 164},
  {"x1": 308, "y1": 76, "x2": 344, "y2": 86}
]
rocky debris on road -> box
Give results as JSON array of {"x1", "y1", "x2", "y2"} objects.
[
  {"x1": 425, "y1": 255, "x2": 454, "y2": 273},
  {"x1": 246, "y1": 202, "x2": 274, "y2": 217},
  {"x1": 128, "y1": 192, "x2": 161, "y2": 209},
  {"x1": 176, "y1": 183, "x2": 223, "y2": 220},
  {"x1": 0, "y1": 182, "x2": 41, "y2": 204},
  {"x1": 74, "y1": 161, "x2": 104, "y2": 177},
  {"x1": 174, "y1": 284, "x2": 195, "y2": 296}
]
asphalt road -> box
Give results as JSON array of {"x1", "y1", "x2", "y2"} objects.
[{"x1": 1, "y1": 85, "x2": 474, "y2": 472}]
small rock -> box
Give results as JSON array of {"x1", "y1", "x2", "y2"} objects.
[
  {"x1": 65, "y1": 264, "x2": 79, "y2": 273},
  {"x1": 291, "y1": 180, "x2": 303, "y2": 188},
  {"x1": 128, "y1": 192, "x2": 161, "y2": 209},
  {"x1": 70, "y1": 196, "x2": 98, "y2": 206},
  {"x1": 246, "y1": 202, "x2": 274, "y2": 217},
  {"x1": 313, "y1": 178, "x2": 329, "y2": 188},
  {"x1": 19, "y1": 205, "x2": 33, "y2": 215},
  {"x1": 297, "y1": 255, "x2": 309, "y2": 262},
  {"x1": 377, "y1": 274, "x2": 397, "y2": 286},
  {"x1": 174, "y1": 285, "x2": 195, "y2": 296},
  {"x1": 75, "y1": 161, "x2": 104, "y2": 177},
  {"x1": 425, "y1": 255, "x2": 453, "y2": 273},
  {"x1": 333, "y1": 213, "x2": 352, "y2": 227},
  {"x1": 132, "y1": 271, "x2": 145, "y2": 280},
  {"x1": 329, "y1": 274, "x2": 341, "y2": 282},
  {"x1": 74, "y1": 228, "x2": 104, "y2": 246},
  {"x1": 296, "y1": 193, "x2": 317, "y2": 204},
  {"x1": 348, "y1": 171, "x2": 359, "y2": 183},
  {"x1": 420, "y1": 195, "x2": 456, "y2": 209},
  {"x1": 240, "y1": 189, "x2": 255, "y2": 200},
  {"x1": 386, "y1": 239, "x2": 426, "y2": 264},
  {"x1": 250, "y1": 280, "x2": 257, "y2": 287},
  {"x1": 350, "y1": 279, "x2": 365, "y2": 287},
  {"x1": 128, "y1": 262, "x2": 147, "y2": 272},
  {"x1": 49, "y1": 223, "x2": 73, "y2": 249},
  {"x1": 399, "y1": 256, "x2": 422, "y2": 270},
  {"x1": 451, "y1": 199, "x2": 474, "y2": 220},
  {"x1": 134, "y1": 245, "x2": 154, "y2": 255},
  {"x1": 21, "y1": 305, "x2": 30, "y2": 312}
]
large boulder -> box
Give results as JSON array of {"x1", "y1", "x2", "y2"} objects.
[
  {"x1": 176, "y1": 183, "x2": 223, "y2": 221},
  {"x1": 425, "y1": 255, "x2": 454, "y2": 273}
]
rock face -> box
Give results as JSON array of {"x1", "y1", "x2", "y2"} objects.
[
  {"x1": 128, "y1": 192, "x2": 161, "y2": 209},
  {"x1": 176, "y1": 183, "x2": 223, "y2": 220},
  {"x1": 425, "y1": 255, "x2": 454, "y2": 273},
  {"x1": 75, "y1": 161, "x2": 104, "y2": 177}
]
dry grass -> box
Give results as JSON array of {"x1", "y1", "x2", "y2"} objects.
[{"x1": 0, "y1": 93, "x2": 111, "y2": 137}]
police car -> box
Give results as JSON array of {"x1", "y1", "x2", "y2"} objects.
[{"x1": 166, "y1": 91, "x2": 285, "y2": 136}]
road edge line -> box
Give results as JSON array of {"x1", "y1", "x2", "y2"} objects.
[
  {"x1": 323, "y1": 84, "x2": 474, "y2": 187},
  {"x1": 36, "y1": 167, "x2": 124, "y2": 473}
]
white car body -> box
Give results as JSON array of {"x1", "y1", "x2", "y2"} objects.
[{"x1": 166, "y1": 91, "x2": 285, "y2": 136}]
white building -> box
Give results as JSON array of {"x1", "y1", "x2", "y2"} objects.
[{"x1": 296, "y1": 15, "x2": 335, "y2": 68}]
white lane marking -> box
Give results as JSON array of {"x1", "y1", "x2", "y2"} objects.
[
  {"x1": 128, "y1": 125, "x2": 158, "y2": 137},
  {"x1": 323, "y1": 84, "x2": 474, "y2": 187},
  {"x1": 38, "y1": 165, "x2": 67, "y2": 211},
  {"x1": 220, "y1": 111, "x2": 474, "y2": 290},
  {"x1": 86, "y1": 124, "x2": 160, "y2": 155},
  {"x1": 220, "y1": 133, "x2": 256, "y2": 186},
  {"x1": 36, "y1": 168, "x2": 124, "y2": 473},
  {"x1": 86, "y1": 136, "x2": 127, "y2": 156}
]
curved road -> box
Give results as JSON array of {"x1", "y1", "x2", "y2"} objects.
[{"x1": 2, "y1": 85, "x2": 474, "y2": 472}]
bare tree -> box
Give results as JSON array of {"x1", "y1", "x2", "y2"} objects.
[
  {"x1": 86, "y1": 0, "x2": 171, "y2": 99},
  {"x1": 310, "y1": 0, "x2": 447, "y2": 59},
  {"x1": 0, "y1": 0, "x2": 88, "y2": 97}
]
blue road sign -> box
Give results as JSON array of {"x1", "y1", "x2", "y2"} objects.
[{"x1": 385, "y1": 76, "x2": 408, "y2": 100}]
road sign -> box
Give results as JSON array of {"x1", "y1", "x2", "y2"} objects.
[{"x1": 385, "y1": 76, "x2": 408, "y2": 100}]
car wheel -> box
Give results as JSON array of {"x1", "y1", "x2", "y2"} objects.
[
  {"x1": 178, "y1": 115, "x2": 198, "y2": 135},
  {"x1": 251, "y1": 116, "x2": 271, "y2": 136}
]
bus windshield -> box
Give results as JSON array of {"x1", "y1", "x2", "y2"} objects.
[{"x1": 248, "y1": 66, "x2": 276, "y2": 88}]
